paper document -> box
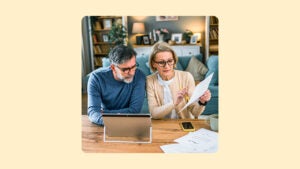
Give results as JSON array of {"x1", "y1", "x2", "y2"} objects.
[
  {"x1": 179, "y1": 73, "x2": 214, "y2": 113},
  {"x1": 160, "y1": 128, "x2": 218, "y2": 153}
]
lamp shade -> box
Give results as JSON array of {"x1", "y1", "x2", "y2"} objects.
[
  {"x1": 132, "y1": 22, "x2": 145, "y2": 34},
  {"x1": 194, "y1": 33, "x2": 201, "y2": 41}
]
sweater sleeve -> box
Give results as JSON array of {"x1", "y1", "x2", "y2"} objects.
[{"x1": 87, "y1": 72, "x2": 104, "y2": 125}]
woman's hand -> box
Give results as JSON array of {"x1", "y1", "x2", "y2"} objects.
[
  {"x1": 174, "y1": 87, "x2": 188, "y2": 106},
  {"x1": 199, "y1": 90, "x2": 211, "y2": 104}
]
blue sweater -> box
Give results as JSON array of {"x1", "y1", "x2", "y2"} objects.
[{"x1": 87, "y1": 67, "x2": 146, "y2": 125}]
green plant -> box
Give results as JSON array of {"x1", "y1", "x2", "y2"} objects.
[
  {"x1": 182, "y1": 29, "x2": 193, "y2": 41},
  {"x1": 108, "y1": 20, "x2": 127, "y2": 46}
]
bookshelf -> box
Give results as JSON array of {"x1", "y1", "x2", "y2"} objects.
[
  {"x1": 205, "y1": 16, "x2": 219, "y2": 60},
  {"x1": 90, "y1": 16, "x2": 126, "y2": 69}
]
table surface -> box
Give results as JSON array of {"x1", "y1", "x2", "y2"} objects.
[{"x1": 82, "y1": 115, "x2": 212, "y2": 153}]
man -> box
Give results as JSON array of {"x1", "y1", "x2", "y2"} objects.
[{"x1": 87, "y1": 45, "x2": 146, "y2": 125}]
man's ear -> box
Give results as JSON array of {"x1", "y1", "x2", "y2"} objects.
[{"x1": 110, "y1": 64, "x2": 115, "y2": 71}]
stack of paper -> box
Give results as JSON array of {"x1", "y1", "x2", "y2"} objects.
[{"x1": 160, "y1": 128, "x2": 218, "y2": 153}]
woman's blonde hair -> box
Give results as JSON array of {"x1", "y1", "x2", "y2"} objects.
[{"x1": 149, "y1": 42, "x2": 178, "y2": 72}]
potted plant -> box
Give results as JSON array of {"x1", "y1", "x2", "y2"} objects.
[
  {"x1": 108, "y1": 19, "x2": 128, "y2": 46},
  {"x1": 182, "y1": 29, "x2": 193, "y2": 43}
]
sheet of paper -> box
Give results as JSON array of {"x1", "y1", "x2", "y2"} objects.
[
  {"x1": 174, "y1": 128, "x2": 218, "y2": 145},
  {"x1": 179, "y1": 73, "x2": 214, "y2": 113},
  {"x1": 160, "y1": 128, "x2": 218, "y2": 153},
  {"x1": 160, "y1": 142, "x2": 217, "y2": 153}
]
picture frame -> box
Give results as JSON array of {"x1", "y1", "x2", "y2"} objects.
[
  {"x1": 171, "y1": 33, "x2": 182, "y2": 44},
  {"x1": 142, "y1": 35, "x2": 150, "y2": 45},
  {"x1": 156, "y1": 16, "x2": 179, "y2": 21},
  {"x1": 190, "y1": 35, "x2": 198, "y2": 44},
  {"x1": 103, "y1": 19, "x2": 112, "y2": 29},
  {"x1": 102, "y1": 34, "x2": 109, "y2": 42}
]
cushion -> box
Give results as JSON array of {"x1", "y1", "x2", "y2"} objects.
[
  {"x1": 205, "y1": 55, "x2": 218, "y2": 85},
  {"x1": 175, "y1": 61, "x2": 184, "y2": 70},
  {"x1": 185, "y1": 56, "x2": 208, "y2": 81},
  {"x1": 102, "y1": 58, "x2": 111, "y2": 68},
  {"x1": 178, "y1": 57, "x2": 191, "y2": 70},
  {"x1": 178, "y1": 54, "x2": 203, "y2": 70},
  {"x1": 136, "y1": 55, "x2": 151, "y2": 76},
  {"x1": 145, "y1": 62, "x2": 153, "y2": 73}
]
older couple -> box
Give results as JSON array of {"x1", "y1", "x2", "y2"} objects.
[{"x1": 87, "y1": 42, "x2": 211, "y2": 125}]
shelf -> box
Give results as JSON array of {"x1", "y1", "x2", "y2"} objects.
[
  {"x1": 90, "y1": 16, "x2": 125, "y2": 69},
  {"x1": 94, "y1": 29, "x2": 111, "y2": 32},
  {"x1": 98, "y1": 16, "x2": 122, "y2": 19},
  {"x1": 94, "y1": 42, "x2": 111, "y2": 45},
  {"x1": 95, "y1": 53, "x2": 109, "y2": 56},
  {"x1": 208, "y1": 16, "x2": 218, "y2": 56},
  {"x1": 210, "y1": 24, "x2": 218, "y2": 27}
]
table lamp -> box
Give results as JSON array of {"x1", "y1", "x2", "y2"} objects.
[
  {"x1": 132, "y1": 22, "x2": 145, "y2": 45},
  {"x1": 194, "y1": 32, "x2": 201, "y2": 43}
]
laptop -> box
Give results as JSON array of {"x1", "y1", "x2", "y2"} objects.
[{"x1": 102, "y1": 113, "x2": 152, "y2": 143}]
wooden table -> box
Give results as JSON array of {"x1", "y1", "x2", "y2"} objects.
[{"x1": 82, "y1": 115, "x2": 212, "y2": 153}]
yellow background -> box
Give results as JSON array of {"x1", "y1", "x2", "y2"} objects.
[{"x1": 1, "y1": 0, "x2": 299, "y2": 168}]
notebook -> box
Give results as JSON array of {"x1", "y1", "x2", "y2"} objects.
[{"x1": 102, "y1": 113, "x2": 152, "y2": 143}]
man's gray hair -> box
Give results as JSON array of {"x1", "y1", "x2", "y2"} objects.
[{"x1": 108, "y1": 45, "x2": 137, "y2": 65}]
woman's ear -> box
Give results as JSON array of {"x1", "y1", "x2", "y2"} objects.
[{"x1": 152, "y1": 63, "x2": 157, "y2": 71}]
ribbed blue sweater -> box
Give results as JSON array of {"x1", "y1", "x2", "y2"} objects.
[{"x1": 87, "y1": 67, "x2": 146, "y2": 125}]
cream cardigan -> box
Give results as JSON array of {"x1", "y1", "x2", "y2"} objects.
[{"x1": 146, "y1": 70, "x2": 205, "y2": 119}]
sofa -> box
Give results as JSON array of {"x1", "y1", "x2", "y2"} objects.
[{"x1": 84, "y1": 53, "x2": 219, "y2": 115}]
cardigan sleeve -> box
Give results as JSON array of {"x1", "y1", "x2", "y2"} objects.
[{"x1": 146, "y1": 74, "x2": 175, "y2": 119}]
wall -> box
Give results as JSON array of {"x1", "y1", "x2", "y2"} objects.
[{"x1": 127, "y1": 16, "x2": 206, "y2": 48}]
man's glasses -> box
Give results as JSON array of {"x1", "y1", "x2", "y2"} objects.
[
  {"x1": 116, "y1": 63, "x2": 139, "y2": 73},
  {"x1": 154, "y1": 59, "x2": 174, "y2": 67}
]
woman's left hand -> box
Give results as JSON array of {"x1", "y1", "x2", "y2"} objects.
[{"x1": 199, "y1": 90, "x2": 211, "y2": 103}]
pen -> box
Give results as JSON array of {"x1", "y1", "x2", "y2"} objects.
[{"x1": 180, "y1": 85, "x2": 190, "y2": 102}]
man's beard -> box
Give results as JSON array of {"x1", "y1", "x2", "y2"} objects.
[{"x1": 116, "y1": 69, "x2": 134, "y2": 83}]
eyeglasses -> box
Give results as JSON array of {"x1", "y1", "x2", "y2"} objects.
[
  {"x1": 116, "y1": 63, "x2": 139, "y2": 73},
  {"x1": 154, "y1": 59, "x2": 174, "y2": 67}
]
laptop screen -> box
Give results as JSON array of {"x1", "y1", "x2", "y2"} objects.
[{"x1": 102, "y1": 113, "x2": 152, "y2": 143}]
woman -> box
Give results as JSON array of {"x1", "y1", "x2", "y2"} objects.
[{"x1": 147, "y1": 42, "x2": 211, "y2": 119}]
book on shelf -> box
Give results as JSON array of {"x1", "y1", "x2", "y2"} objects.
[
  {"x1": 100, "y1": 45, "x2": 110, "y2": 54},
  {"x1": 93, "y1": 46, "x2": 97, "y2": 54},
  {"x1": 94, "y1": 33, "x2": 102, "y2": 42},
  {"x1": 94, "y1": 21, "x2": 102, "y2": 30},
  {"x1": 209, "y1": 44, "x2": 218, "y2": 52},
  {"x1": 93, "y1": 45, "x2": 102, "y2": 54},
  {"x1": 94, "y1": 57, "x2": 102, "y2": 67},
  {"x1": 210, "y1": 16, "x2": 219, "y2": 25},
  {"x1": 92, "y1": 34, "x2": 98, "y2": 43},
  {"x1": 210, "y1": 28, "x2": 218, "y2": 40}
]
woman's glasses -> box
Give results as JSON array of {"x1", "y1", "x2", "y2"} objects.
[{"x1": 154, "y1": 59, "x2": 174, "y2": 67}]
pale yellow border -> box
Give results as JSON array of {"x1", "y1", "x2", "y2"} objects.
[{"x1": 1, "y1": 0, "x2": 299, "y2": 169}]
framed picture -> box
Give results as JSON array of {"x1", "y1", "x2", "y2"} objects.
[
  {"x1": 171, "y1": 33, "x2": 182, "y2": 44},
  {"x1": 102, "y1": 34, "x2": 109, "y2": 42},
  {"x1": 156, "y1": 16, "x2": 179, "y2": 21},
  {"x1": 103, "y1": 19, "x2": 112, "y2": 29},
  {"x1": 190, "y1": 35, "x2": 198, "y2": 44},
  {"x1": 142, "y1": 35, "x2": 150, "y2": 45}
]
